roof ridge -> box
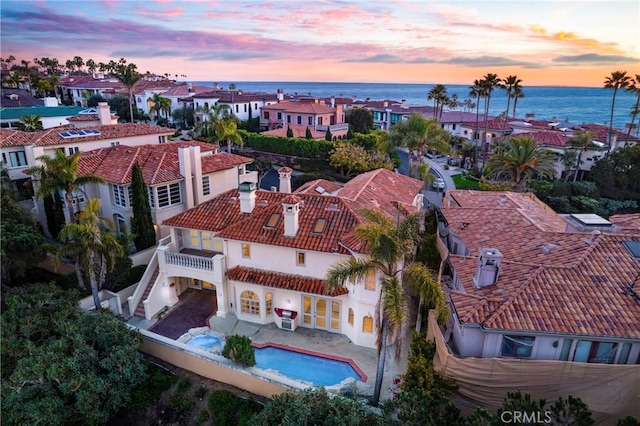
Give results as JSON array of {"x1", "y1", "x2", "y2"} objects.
[
  {"x1": 149, "y1": 151, "x2": 166, "y2": 184},
  {"x1": 344, "y1": 169, "x2": 381, "y2": 201}
]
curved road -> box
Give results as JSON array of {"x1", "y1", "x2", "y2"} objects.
[{"x1": 394, "y1": 148, "x2": 456, "y2": 208}]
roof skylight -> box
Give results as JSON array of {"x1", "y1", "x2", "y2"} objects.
[
  {"x1": 312, "y1": 218, "x2": 328, "y2": 235},
  {"x1": 264, "y1": 213, "x2": 280, "y2": 229},
  {"x1": 58, "y1": 129, "x2": 101, "y2": 139}
]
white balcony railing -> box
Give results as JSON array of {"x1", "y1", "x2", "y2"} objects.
[
  {"x1": 315, "y1": 123, "x2": 349, "y2": 133},
  {"x1": 165, "y1": 252, "x2": 214, "y2": 271}
]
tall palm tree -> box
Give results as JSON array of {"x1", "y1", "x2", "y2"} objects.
[
  {"x1": 57, "y1": 199, "x2": 123, "y2": 310},
  {"x1": 485, "y1": 135, "x2": 557, "y2": 191},
  {"x1": 561, "y1": 149, "x2": 578, "y2": 182},
  {"x1": 502, "y1": 75, "x2": 522, "y2": 120},
  {"x1": 603, "y1": 70, "x2": 631, "y2": 153},
  {"x1": 480, "y1": 73, "x2": 503, "y2": 152},
  {"x1": 325, "y1": 209, "x2": 446, "y2": 406},
  {"x1": 390, "y1": 114, "x2": 450, "y2": 169},
  {"x1": 147, "y1": 92, "x2": 172, "y2": 122},
  {"x1": 112, "y1": 59, "x2": 142, "y2": 123},
  {"x1": 27, "y1": 149, "x2": 105, "y2": 223},
  {"x1": 469, "y1": 80, "x2": 485, "y2": 165},
  {"x1": 567, "y1": 131, "x2": 598, "y2": 182},
  {"x1": 626, "y1": 74, "x2": 640, "y2": 139},
  {"x1": 511, "y1": 83, "x2": 524, "y2": 118},
  {"x1": 196, "y1": 103, "x2": 231, "y2": 137},
  {"x1": 427, "y1": 84, "x2": 448, "y2": 120}
]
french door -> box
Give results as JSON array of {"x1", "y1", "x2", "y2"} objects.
[{"x1": 302, "y1": 296, "x2": 340, "y2": 331}]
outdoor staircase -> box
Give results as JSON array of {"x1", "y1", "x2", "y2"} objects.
[{"x1": 133, "y1": 267, "x2": 160, "y2": 318}]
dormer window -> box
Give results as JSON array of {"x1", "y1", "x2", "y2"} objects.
[
  {"x1": 312, "y1": 218, "x2": 328, "y2": 235},
  {"x1": 264, "y1": 213, "x2": 280, "y2": 229}
]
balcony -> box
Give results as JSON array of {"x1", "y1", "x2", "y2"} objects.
[
  {"x1": 158, "y1": 245, "x2": 227, "y2": 285},
  {"x1": 315, "y1": 123, "x2": 349, "y2": 133},
  {"x1": 165, "y1": 251, "x2": 215, "y2": 271}
]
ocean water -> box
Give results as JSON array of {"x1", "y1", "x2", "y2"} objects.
[{"x1": 193, "y1": 81, "x2": 638, "y2": 131}]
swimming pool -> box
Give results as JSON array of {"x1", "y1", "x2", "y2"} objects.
[
  {"x1": 254, "y1": 345, "x2": 364, "y2": 386},
  {"x1": 187, "y1": 334, "x2": 225, "y2": 351}
]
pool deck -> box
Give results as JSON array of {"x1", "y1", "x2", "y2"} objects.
[{"x1": 127, "y1": 292, "x2": 411, "y2": 402}]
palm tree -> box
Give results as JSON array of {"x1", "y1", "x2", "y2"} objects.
[
  {"x1": 18, "y1": 114, "x2": 42, "y2": 131},
  {"x1": 469, "y1": 80, "x2": 485, "y2": 165},
  {"x1": 485, "y1": 135, "x2": 557, "y2": 191},
  {"x1": 57, "y1": 199, "x2": 123, "y2": 310},
  {"x1": 112, "y1": 59, "x2": 142, "y2": 123},
  {"x1": 502, "y1": 75, "x2": 522, "y2": 120},
  {"x1": 196, "y1": 103, "x2": 231, "y2": 137},
  {"x1": 626, "y1": 74, "x2": 640, "y2": 139},
  {"x1": 147, "y1": 92, "x2": 172, "y2": 122},
  {"x1": 390, "y1": 114, "x2": 450, "y2": 169},
  {"x1": 427, "y1": 84, "x2": 448, "y2": 120},
  {"x1": 561, "y1": 149, "x2": 578, "y2": 182},
  {"x1": 604, "y1": 71, "x2": 631, "y2": 153},
  {"x1": 480, "y1": 73, "x2": 503, "y2": 153},
  {"x1": 216, "y1": 118, "x2": 243, "y2": 153},
  {"x1": 27, "y1": 149, "x2": 105, "y2": 223},
  {"x1": 511, "y1": 83, "x2": 524, "y2": 118},
  {"x1": 325, "y1": 209, "x2": 446, "y2": 406},
  {"x1": 567, "y1": 131, "x2": 599, "y2": 182}
]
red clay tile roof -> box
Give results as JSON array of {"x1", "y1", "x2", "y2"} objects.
[
  {"x1": 226, "y1": 266, "x2": 347, "y2": 296},
  {"x1": 338, "y1": 169, "x2": 424, "y2": 219},
  {"x1": 515, "y1": 131, "x2": 571, "y2": 147},
  {"x1": 295, "y1": 179, "x2": 344, "y2": 195},
  {"x1": 163, "y1": 169, "x2": 424, "y2": 255},
  {"x1": 0, "y1": 123, "x2": 174, "y2": 148},
  {"x1": 609, "y1": 213, "x2": 640, "y2": 234},
  {"x1": 443, "y1": 190, "x2": 640, "y2": 339},
  {"x1": 77, "y1": 141, "x2": 245, "y2": 185},
  {"x1": 281, "y1": 194, "x2": 302, "y2": 204},
  {"x1": 67, "y1": 114, "x2": 118, "y2": 122},
  {"x1": 0, "y1": 129, "x2": 37, "y2": 147}
]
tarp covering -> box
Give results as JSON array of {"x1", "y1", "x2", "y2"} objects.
[{"x1": 426, "y1": 312, "x2": 640, "y2": 424}]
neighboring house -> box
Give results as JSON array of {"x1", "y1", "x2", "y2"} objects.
[
  {"x1": 260, "y1": 99, "x2": 348, "y2": 139},
  {"x1": 436, "y1": 189, "x2": 640, "y2": 365},
  {"x1": 0, "y1": 88, "x2": 43, "y2": 108},
  {"x1": 128, "y1": 168, "x2": 425, "y2": 349},
  {"x1": 76, "y1": 141, "x2": 255, "y2": 238},
  {"x1": 56, "y1": 75, "x2": 123, "y2": 106},
  {"x1": 189, "y1": 90, "x2": 279, "y2": 122},
  {"x1": 135, "y1": 83, "x2": 213, "y2": 122},
  {"x1": 0, "y1": 102, "x2": 175, "y2": 232},
  {"x1": 1, "y1": 102, "x2": 86, "y2": 129}
]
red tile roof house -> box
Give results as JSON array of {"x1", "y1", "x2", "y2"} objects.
[
  {"x1": 128, "y1": 168, "x2": 424, "y2": 350},
  {"x1": 187, "y1": 90, "x2": 280, "y2": 123},
  {"x1": 431, "y1": 189, "x2": 640, "y2": 418},
  {"x1": 1, "y1": 103, "x2": 175, "y2": 235},
  {"x1": 260, "y1": 99, "x2": 349, "y2": 140},
  {"x1": 76, "y1": 141, "x2": 255, "y2": 239}
]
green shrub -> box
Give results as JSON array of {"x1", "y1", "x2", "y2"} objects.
[
  {"x1": 126, "y1": 363, "x2": 177, "y2": 412},
  {"x1": 169, "y1": 395, "x2": 194, "y2": 412},
  {"x1": 177, "y1": 378, "x2": 192, "y2": 394},
  {"x1": 197, "y1": 410, "x2": 210, "y2": 424},
  {"x1": 208, "y1": 390, "x2": 262, "y2": 425},
  {"x1": 389, "y1": 150, "x2": 401, "y2": 168},
  {"x1": 239, "y1": 130, "x2": 335, "y2": 159},
  {"x1": 222, "y1": 335, "x2": 256, "y2": 366}
]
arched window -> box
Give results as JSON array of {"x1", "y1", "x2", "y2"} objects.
[
  {"x1": 204, "y1": 102, "x2": 209, "y2": 109},
  {"x1": 240, "y1": 290, "x2": 259, "y2": 316},
  {"x1": 266, "y1": 292, "x2": 273, "y2": 316},
  {"x1": 348, "y1": 308, "x2": 354, "y2": 326},
  {"x1": 362, "y1": 315, "x2": 373, "y2": 333}
]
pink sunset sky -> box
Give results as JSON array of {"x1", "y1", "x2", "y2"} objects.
[{"x1": 1, "y1": 0, "x2": 638, "y2": 87}]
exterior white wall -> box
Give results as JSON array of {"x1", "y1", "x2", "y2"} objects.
[
  {"x1": 41, "y1": 133, "x2": 170, "y2": 157},
  {"x1": 226, "y1": 240, "x2": 348, "y2": 279},
  {"x1": 451, "y1": 322, "x2": 486, "y2": 357}
]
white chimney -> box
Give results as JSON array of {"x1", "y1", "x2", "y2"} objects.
[
  {"x1": 239, "y1": 182, "x2": 257, "y2": 213},
  {"x1": 277, "y1": 89, "x2": 284, "y2": 101},
  {"x1": 189, "y1": 146, "x2": 203, "y2": 204},
  {"x1": 178, "y1": 147, "x2": 195, "y2": 209},
  {"x1": 330, "y1": 96, "x2": 335, "y2": 108},
  {"x1": 188, "y1": 83, "x2": 194, "y2": 93},
  {"x1": 473, "y1": 248, "x2": 503, "y2": 288},
  {"x1": 278, "y1": 166, "x2": 292, "y2": 194},
  {"x1": 98, "y1": 102, "x2": 112, "y2": 126},
  {"x1": 282, "y1": 195, "x2": 301, "y2": 237}
]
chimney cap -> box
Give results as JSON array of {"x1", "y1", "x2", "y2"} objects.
[
  {"x1": 282, "y1": 194, "x2": 301, "y2": 204},
  {"x1": 278, "y1": 166, "x2": 293, "y2": 174},
  {"x1": 238, "y1": 182, "x2": 257, "y2": 192}
]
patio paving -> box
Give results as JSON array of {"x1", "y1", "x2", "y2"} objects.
[
  {"x1": 132, "y1": 290, "x2": 412, "y2": 401},
  {"x1": 147, "y1": 290, "x2": 217, "y2": 340}
]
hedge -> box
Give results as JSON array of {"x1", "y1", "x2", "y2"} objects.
[{"x1": 239, "y1": 130, "x2": 335, "y2": 159}]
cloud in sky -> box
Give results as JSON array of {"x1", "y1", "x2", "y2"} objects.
[{"x1": 1, "y1": 0, "x2": 638, "y2": 86}]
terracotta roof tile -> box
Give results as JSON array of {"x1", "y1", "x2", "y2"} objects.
[
  {"x1": 226, "y1": 266, "x2": 347, "y2": 296},
  {"x1": 78, "y1": 141, "x2": 243, "y2": 185},
  {"x1": 295, "y1": 179, "x2": 344, "y2": 195},
  {"x1": 444, "y1": 191, "x2": 640, "y2": 339}
]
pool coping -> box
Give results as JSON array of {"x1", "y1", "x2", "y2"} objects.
[{"x1": 251, "y1": 341, "x2": 368, "y2": 383}]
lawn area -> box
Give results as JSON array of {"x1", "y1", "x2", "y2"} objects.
[{"x1": 451, "y1": 173, "x2": 480, "y2": 190}]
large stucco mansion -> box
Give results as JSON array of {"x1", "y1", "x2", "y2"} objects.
[{"x1": 128, "y1": 168, "x2": 425, "y2": 349}]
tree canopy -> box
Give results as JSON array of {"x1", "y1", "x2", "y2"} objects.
[
  {"x1": 345, "y1": 108, "x2": 374, "y2": 134},
  {"x1": 130, "y1": 162, "x2": 156, "y2": 251},
  {"x1": 1, "y1": 283, "x2": 147, "y2": 425}
]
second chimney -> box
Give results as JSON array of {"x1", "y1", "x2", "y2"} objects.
[
  {"x1": 282, "y1": 195, "x2": 301, "y2": 237},
  {"x1": 98, "y1": 102, "x2": 112, "y2": 126},
  {"x1": 278, "y1": 166, "x2": 292, "y2": 193},
  {"x1": 239, "y1": 182, "x2": 257, "y2": 213}
]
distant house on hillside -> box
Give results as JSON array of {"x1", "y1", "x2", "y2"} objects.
[{"x1": 260, "y1": 98, "x2": 348, "y2": 140}]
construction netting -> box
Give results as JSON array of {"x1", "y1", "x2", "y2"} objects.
[{"x1": 426, "y1": 312, "x2": 640, "y2": 424}]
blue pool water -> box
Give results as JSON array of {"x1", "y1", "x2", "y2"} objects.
[
  {"x1": 255, "y1": 346, "x2": 362, "y2": 386},
  {"x1": 187, "y1": 334, "x2": 224, "y2": 350}
]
